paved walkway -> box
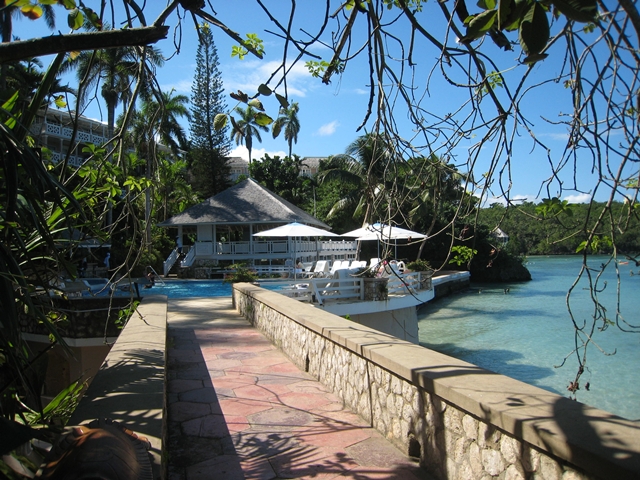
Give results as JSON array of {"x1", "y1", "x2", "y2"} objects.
[{"x1": 166, "y1": 297, "x2": 430, "y2": 480}]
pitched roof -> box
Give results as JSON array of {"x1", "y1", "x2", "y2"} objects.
[{"x1": 158, "y1": 178, "x2": 330, "y2": 228}]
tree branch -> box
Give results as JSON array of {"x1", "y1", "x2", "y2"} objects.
[{"x1": 0, "y1": 26, "x2": 169, "y2": 64}]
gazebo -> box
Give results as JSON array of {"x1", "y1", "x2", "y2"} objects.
[{"x1": 158, "y1": 178, "x2": 357, "y2": 276}]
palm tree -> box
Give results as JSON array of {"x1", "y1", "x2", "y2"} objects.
[
  {"x1": 0, "y1": 4, "x2": 55, "y2": 90},
  {"x1": 1, "y1": 3, "x2": 55, "y2": 43},
  {"x1": 231, "y1": 104, "x2": 269, "y2": 164},
  {"x1": 319, "y1": 133, "x2": 396, "y2": 226},
  {"x1": 141, "y1": 90, "x2": 191, "y2": 155},
  {"x1": 406, "y1": 154, "x2": 469, "y2": 260},
  {"x1": 72, "y1": 45, "x2": 164, "y2": 139},
  {"x1": 126, "y1": 90, "x2": 191, "y2": 242},
  {"x1": 272, "y1": 102, "x2": 300, "y2": 159}
]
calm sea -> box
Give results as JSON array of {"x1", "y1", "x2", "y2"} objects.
[{"x1": 417, "y1": 255, "x2": 640, "y2": 421}]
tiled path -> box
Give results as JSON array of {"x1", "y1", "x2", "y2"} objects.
[{"x1": 166, "y1": 297, "x2": 430, "y2": 480}]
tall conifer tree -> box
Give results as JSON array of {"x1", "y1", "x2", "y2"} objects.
[{"x1": 189, "y1": 23, "x2": 231, "y2": 197}]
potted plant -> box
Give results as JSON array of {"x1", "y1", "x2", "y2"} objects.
[
  {"x1": 352, "y1": 267, "x2": 388, "y2": 301},
  {"x1": 223, "y1": 263, "x2": 258, "y2": 284},
  {"x1": 405, "y1": 259, "x2": 433, "y2": 289}
]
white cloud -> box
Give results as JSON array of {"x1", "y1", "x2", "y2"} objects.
[
  {"x1": 540, "y1": 132, "x2": 570, "y2": 141},
  {"x1": 316, "y1": 120, "x2": 339, "y2": 136},
  {"x1": 161, "y1": 79, "x2": 193, "y2": 94},
  {"x1": 223, "y1": 59, "x2": 312, "y2": 99},
  {"x1": 354, "y1": 88, "x2": 368, "y2": 95},
  {"x1": 229, "y1": 145, "x2": 287, "y2": 162},
  {"x1": 563, "y1": 193, "x2": 591, "y2": 204}
]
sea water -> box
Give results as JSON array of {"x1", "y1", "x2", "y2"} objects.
[{"x1": 417, "y1": 255, "x2": 640, "y2": 421}]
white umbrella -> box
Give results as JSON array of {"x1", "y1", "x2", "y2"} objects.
[
  {"x1": 254, "y1": 222, "x2": 340, "y2": 238},
  {"x1": 341, "y1": 223, "x2": 427, "y2": 258},
  {"x1": 341, "y1": 223, "x2": 426, "y2": 240},
  {"x1": 253, "y1": 222, "x2": 340, "y2": 278}
]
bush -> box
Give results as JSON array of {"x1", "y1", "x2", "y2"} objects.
[
  {"x1": 406, "y1": 259, "x2": 433, "y2": 272},
  {"x1": 223, "y1": 264, "x2": 258, "y2": 283}
]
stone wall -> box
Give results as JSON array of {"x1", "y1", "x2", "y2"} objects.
[
  {"x1": 69, "y1": 295, "x2": 167, "y2": 480},
  {"x1": 233, "y1": 283, "x2": 640, "y2": 480}
]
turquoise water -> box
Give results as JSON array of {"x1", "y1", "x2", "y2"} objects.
[
  {"x1": 148, "y1": 280, "x2": 282, "y2": 297},
  {"x1": 150, "y1": 280, "x2": 232, "y2": 297},
  {"x1": 418, "y1": 255, "x2": 640, "y2": 421}
]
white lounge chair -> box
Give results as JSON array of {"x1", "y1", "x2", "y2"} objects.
[
  {"x1": 328, "y1": 260, "x2": 345, "y2": 276},
  {"x1": 303, "y1": 260, "x2": 329, "y2": 278}
]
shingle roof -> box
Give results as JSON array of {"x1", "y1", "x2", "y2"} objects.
[{"x1": 157, "y1": 178, "x2": 330, "y2": 228}]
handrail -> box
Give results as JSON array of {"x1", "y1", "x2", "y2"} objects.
[
  {"x1": 181, "y1": 247, "x2": 195, "y2": 267},
  {"x1": 147, "y1": 266, "x2": 165, "y2": 286},
  {"x1": 277, "y1": 271, "x2": 433, "y2": 305},
  {"x1": 163, "y1": 248, "x2": 179, "y2": 276}
]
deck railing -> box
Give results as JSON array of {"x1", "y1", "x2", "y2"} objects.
[{"x1": 190, "y1": 239, "x2": 358, "y2": 258}]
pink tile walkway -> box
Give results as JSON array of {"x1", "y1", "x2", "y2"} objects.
[{"x1": 166, "y1": 297, "x2": 429, "y2": 480}]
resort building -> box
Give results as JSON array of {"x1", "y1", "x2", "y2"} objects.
[
  {"x1": 228, "y1": 155, "x2": 326, "y2": 181},
  {"x1": 29, "y1": 108, "x2": 110, "y2": 167},
  {"x1": 159, "y1": 178, "x2": 357, "y2": 277}
]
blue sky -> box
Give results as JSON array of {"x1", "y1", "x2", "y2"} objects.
[{"x1": 17, "y1": 1, "x2": 621, "y2": 205}]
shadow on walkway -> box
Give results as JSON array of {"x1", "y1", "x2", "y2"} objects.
[{"x1": 166, "y1": 297, "x2": 432, "y2": 479}]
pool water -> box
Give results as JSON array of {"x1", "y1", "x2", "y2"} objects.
[
  {"x1": 147, "y1": 280, "x2": 283, "y2": 297},
  {"x1": 149, "y1": 280, "x2": 232, "y2": 297}
]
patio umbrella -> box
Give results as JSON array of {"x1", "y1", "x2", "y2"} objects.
[
  {"x1": 253, "y1": 222, "x2": 340, "y2": 278},
  {"x1": 341, "y1": 223, "x2": 427, "y2": 258},
  {"x1": 254, "y1": 222, "x2": 340, "y2": 238}
]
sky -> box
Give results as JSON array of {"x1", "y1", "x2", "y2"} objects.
[{"x1": 15, "y1": 1, "x2": 627, "y2": 206}]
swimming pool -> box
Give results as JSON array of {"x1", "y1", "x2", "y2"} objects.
[
  {"x1": 148, "y1": 280, "x2": 232, "y2": 297},
  {"x1": 146, "y1": 280, "x2": 283, "y2": 298}
]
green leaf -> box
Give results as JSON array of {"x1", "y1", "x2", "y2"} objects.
[
  {"x1": 275, "y1": 93, "x2": 289, "y2": 109},
  {"x1": 461, "y1": 9, "x2": 498, "y2": 43},
  {"x1": 213, "y1": 113, "x2": 228, "y2": 131},
  {"x1": 498, "y1": 0, "x2": 514, "y2": 29},
  {"x1": 2, "y1": 90, "x2": 19, "y2": 113},
  {"x1": 231, "y1": 45, "x2": 247, "y2": 60},
  {"x1": 551, "y1": 0, "x2": 597, "y2": 22},
  {"x1": 60, "y1": 0, "x2": 77, "y2": 9},
  {"x1": 38, "y1": 0, "x2": 58, "y2": 4},
  {"x1": 272, "y1": 121, "x2": 282, "y2": 138},
  {"x1": 82, "y1": 6, "x2": 102, "y2": 29},
  {"x1": 502, "y1": 0, "x2": 531, "y2": 31},
  {"x1": 248, "y1": 98, "x2": 265, "y2": 111},
  {"x1": 53, "y1": 95, "x2": 67, "y2": 108},
  {"x1": 518, "y1": 2, "x2": 549, "y2": 55},
  {"x1": 67, "y1": 8, "x2": 84, "y2": 30},
  {"x1": 478, "y1": 0, "x2": 497, "y2": 9},
  {"x1": 257, "y1": 84, "x2": 272, "y2": 96},
  {"x1": 230, "y1": 90, "x2": 249, "y2": 103},
  {"x1": 21, "y1": 4, "x2": 43, "y2": 20},
  {"x1": 254, "y1": 112, "x2": 273, "y2": 126}
]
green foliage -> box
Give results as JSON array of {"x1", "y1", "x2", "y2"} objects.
[
  {"x1": 305, "y1": 60, "x2": 331, "y2": 78},
  {"x1": 535, "y1": 197, "x2": 573, "y2": 218},
  {"x1": 576, "y1": 235, "x2": 612, "y2": 254},
  {"x1": 231, "y1": 104, "x2": 270, "y2": 164},
  {"x1": 116, "y1": 301, "x2": 141, "y2": 329},
  {"x1": 406, "y1": 259, "x2": 432, "y2": 272},
  {"x1": 272, "y1": 102, "x2": 300, "y2": 159},
  {"x1": 478, "y1": 201, "x2": 640, "y2": 255},
  {"x1": 231, "y1": 33, "x2": 265, "y2": 60},
  {"x1": 249, "y1": 154, "x2": 310, "y2": 204},
  {"x1": 449, "y1": 245, "x2": 477, "y2": 266},
  {"x1": 223, "y1": 264, "x2": 258, "y2": 283},
  {"x1": 189, "y1": 23, "x2": 231, "y2": 198},
  {"x1": 20, "y1": 380, "x2": 84, "y2": 426},
  {"x1": 460, "y1": 0, "x2": 598, "y2": 62},
  {"x1": 305, "y1": 60, "x2": 345, "y2": 78}
]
